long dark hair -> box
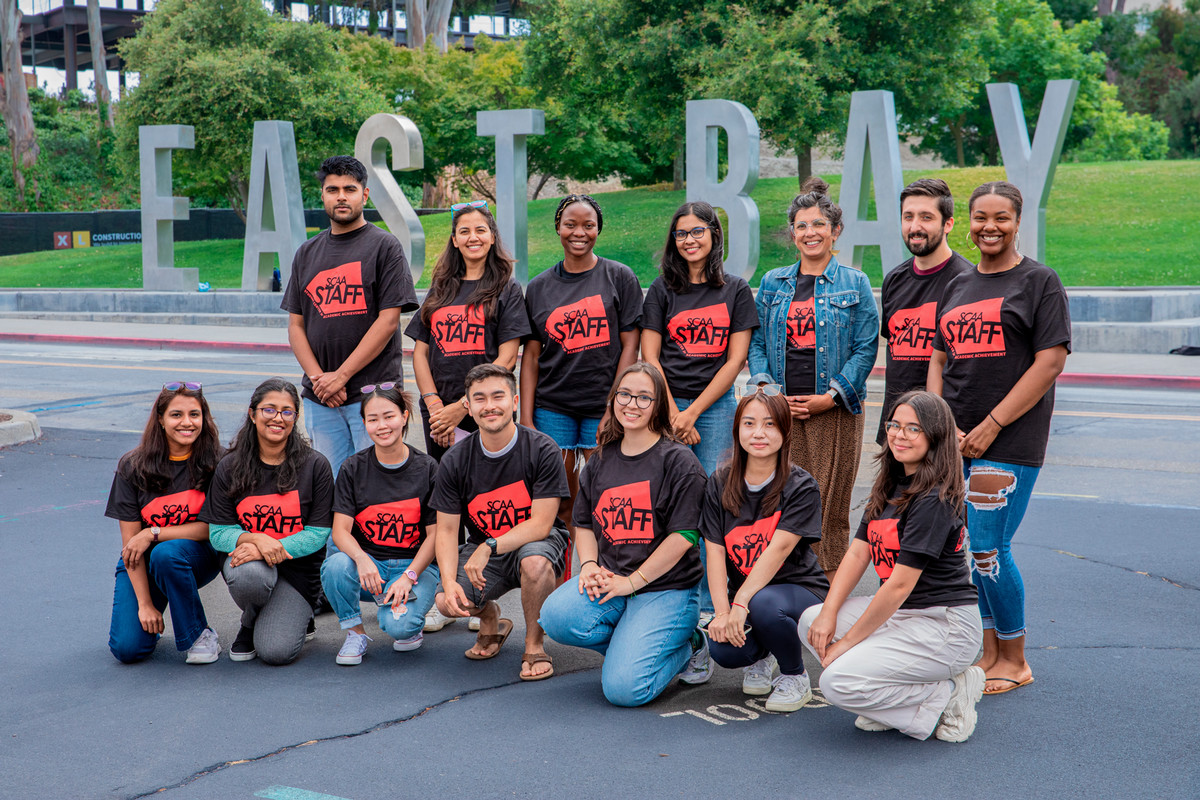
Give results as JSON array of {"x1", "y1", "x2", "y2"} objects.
[
  {"x1": 865, "y1": 390, "x2": 965, "y2": 520},
  {"x1": 719, "y1": 391, "x2": 792, "y2": 516},
  {"x1": 595, "y1": 362, "x2": 676, "y2": 452},
  {"x1": 126, "y1": 384, "x2": 221, "y2": 494},
  {"x1": 659, "y1": 201, "x2": 726, "y2": 294},
  {"x1": 225, "y1": 378, "x2": 312, "y2": 499},
  {"x1": 420, "y1": 204, "x2": 515, "y2": 327}
]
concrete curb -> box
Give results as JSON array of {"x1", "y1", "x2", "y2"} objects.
[
  {"x1": 0, "y1": 410, "x2": 42, "y2": 448},
  {"x1": 865, "y1": 365, "x2": 1200, "y2": 391}
]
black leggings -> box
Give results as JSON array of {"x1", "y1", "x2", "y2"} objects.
[{"x1": 708, "y1": 583, "x2": 824, "y2": 675}]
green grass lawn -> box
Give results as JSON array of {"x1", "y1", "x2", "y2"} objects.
[{"x1": 3, "y1": 160, "x2": 1198, "y2": 289}]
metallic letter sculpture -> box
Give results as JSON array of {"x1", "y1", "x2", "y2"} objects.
[
  {"x1": 987, "y1": 80, "x2": 1079, "y2": 263},
  {"x1": 685, "y1": 99, "x2": 760, "y2": 280},
  {"x1": 241, "y1": 121, "x2": 307, "y2": 291},
  {"x1": 477, "y1": 109, "x2": 545, "y2": 284},
  {"x1": 139, "y1": 125, "x2": 196, "y2": 290},
  {"x1": 837, "y1": 90, "x2": 905, "y2": 274},
  {"x1": 355, "y1": 113, "x2": 426, "y2": 284}
]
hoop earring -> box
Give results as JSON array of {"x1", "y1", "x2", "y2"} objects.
[
  {"x1": 1014, "y1": 232, "x2": 1020, "y2": 251},
  {"x1": 967, "y1": 235, "x2": 978, "y2": 251}
]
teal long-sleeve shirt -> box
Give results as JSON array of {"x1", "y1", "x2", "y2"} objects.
[{"x1": 209, "y1": 524, "x2": 330, "y2": 558}]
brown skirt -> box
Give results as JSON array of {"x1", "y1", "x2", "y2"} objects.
[{"x1": 789, "y1": 406, "x2": 865, "y2": 573}]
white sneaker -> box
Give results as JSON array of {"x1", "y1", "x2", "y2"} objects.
[
  {"x1": 742, "y1": 655, "x2": 779, "y2": 696},
  {"x1": 765, "y1": 672, "x2": 813, "y2": 712},
  {"x1": 392, "y1": 632, "x2": 424, "y2": 652},
  {"x1": 424, "y1": 606, "x2": 455, "y2": 633},
  {"x1": 854, "y1": 715, "x2": 893, "y2": 732},
  {"x1": 468, "y1": 616, "x2": 481, "y2": 632},
  {"x1": 335, "y1": 631, "x2": 372, "y2": 666},
  {"x1": 935, "y1": 666, "x2": 985, "y2": 743},
  {"x1": 184, "y1": 628, "x2": 220, "y2": 665},
  {"x1": 678, "y1": 635, "x2": 713, "y2": 685}
]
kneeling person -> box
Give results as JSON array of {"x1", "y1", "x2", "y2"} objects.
[{"x1": 431, "y1": 364, "x2": 570, "y2": 680}]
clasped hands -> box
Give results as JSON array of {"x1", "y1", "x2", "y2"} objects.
[{"x1": 577, "y1": 561, "x2": 638, "y2": 604}]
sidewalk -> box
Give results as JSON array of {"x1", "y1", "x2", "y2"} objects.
[{"x1": 2, "y1": 315, "x2": 1200, "y2": 389}]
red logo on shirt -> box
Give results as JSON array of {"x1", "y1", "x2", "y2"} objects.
[
  {"x1": 356, "y1": 498, "x2": 423, "y2": 549},
  {"x1": 141, "y1": 489, "x2": 206, "y2": 528},
  {"x1": 787, "y1": 298, "x2": 816, "y2": 349},
  {"x1": 304, "y1": 262, "x2": 368, "y2": 318},
  {"x1": 954, "y1": 524, "x2": 966, "y2": 553},
  {"x1": 724, "y1": 510, "x2": 782, "y2": 576},
  {"x1": 939, "y1": 297, "x2": 1006, "y2": 359},
  {"x1": 431, "y1": 303, "x2": 487, "y2": 356},
  {"x1": 467, "y1": 481, "x2": 532, "y2": 537},
  {"x1": 888, "y1": 301, "x2": 939, "y2": 361},
  {"x1": 867, "y1": 518, "x2": 900, "y2": 582},
  {"x1": 236, "y1": 491, "x2": 304, "y2": 539},
  {"x1": 667, "y1": 303, "x2": 731, "y2": 358},
  {"x1": 594, "y1": 480, "x2": 655, "y2": 545},
  {"x1": 546, "y1": 295, "x2": 610, "y2": 353}
]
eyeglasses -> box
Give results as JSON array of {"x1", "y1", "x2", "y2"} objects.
[
  {"x1": 257, "y1": 407, "x2": 297, "y2": 420},
  {"x1": 361, "y1": 382, "x2": 400, "y2": 394},
  {"x1": 615, "y1": 390, "x2": 655, "y2": 409},
  {"x1": 164, "y1": 382, "x2": 202, "y2": 392},
  {"x1": 735, "y1": 383, "x2": 782, "y2": 398},
  {"x1": 672, "y1": 225, "x2": 712, "y2": 241},
  {"x1": 790, "y1": 220, "x2": 830, "y2": 233},
  {"x1": 884, "y1": 421, "x2": 924, "y2": 438},
  {"x1": 450, "y1": 200, "x2": 488, "y2": 212}
]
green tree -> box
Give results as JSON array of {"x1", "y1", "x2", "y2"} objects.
[{"x1": 117, "y1": 0, "x2": 388, "y2": 217}]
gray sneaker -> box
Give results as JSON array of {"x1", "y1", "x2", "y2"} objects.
[
  {"x1": 335, "y1": 630, "x2": 372, "y2": 666},
  {"x1": 184, "y1": 628, "x2": 220, "y2": 665},
  {"x1": 392, "y1": 632, "x2": 424, "y2": 652},
  {"x1": 935, "y1": 666, "x2": 985, "y2": 743},
  {"x1": 765, "y1": 672, "x2": 813, "y2": 712},
  {"x1": 678, "y1": 635, "x2": 713, "y2": 685},
  {"x1": 742, "y1": 655, "x2": 779, "y2": 696},
  {"x1": 424, "y1": 606, "x2": 455, "y2": 632}
]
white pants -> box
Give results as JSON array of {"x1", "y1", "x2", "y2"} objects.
[{"x1": 798, "y1": 597, "x2": 982, "y2": 739}]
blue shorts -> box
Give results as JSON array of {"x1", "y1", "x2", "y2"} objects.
[{"x1": 533, "y1": 406, "x2": 600, "y2": 451}]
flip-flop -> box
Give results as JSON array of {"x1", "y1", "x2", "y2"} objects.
[
  {"x1": 520, "y1": 651, "x2": 554, "y2": 681},
  {"x1": 983, "y1": 676, "x2": 1034, "y2": 695},
  {"x1": 464, "y1": 618, "x2": 513, "y2": 660}
]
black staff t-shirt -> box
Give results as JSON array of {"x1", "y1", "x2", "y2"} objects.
[
  {"x1": 878, "y1": 253, "x2": 972, "y2": 443},
  {"x1": 573, "y1": 437, "x2": 706, "y2": 592},
  {"x1": 932, "y1": 257, "x2": 1071, "y2": 467},
  {"x1": 333, "y1": 447, "x2": 439, "y2": 561},
  {"x1": 105, "y1": 456, "x2": 208, "y2": 528},
  {"x1": 282, "y1": 223, "x2": 418, "y2": 406},
  {"x1": 784, "y1": 274, "x2": 818, "y2": 395},
  {"x1": 404, "y1": 277, "x2": 530, "y2": 403},
  {"x1": 699, "y1": 466, "x2": 828, "y2": 598},
  {"x1": 524, "y1": 257, "x2": 643, "y2": 417},
  {"x1": 199, "y1": 450, "x2": 334, "y2": 607},
  {"x1": 642, "y1": 276, "x2": 759, "y2": 400},
  {"x1": 429, "y1": 425, "x2": 570, "y2": 545},
  {"x1": 854, "y1": 481, "x2": 977, "y2": 610}
]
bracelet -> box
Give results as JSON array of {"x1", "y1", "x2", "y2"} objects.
[
  {"x1": 636, "y1": 569, "x2": 649, "y2": 586},
  {"x1": 580, "y1": 559, "x2": 598, "y2": 569},
  {"x1": 731, "y1": 601, "x2": 748, "y2": 611},
  {"x1": 988, "y1": 412, "x2": 1006, "y2": 428},
  {"x1": 627, "y1": 576, "x2": 637, "y2": 595},
  {"x1": 421, "y1": 392, "x2": 440, "y2": 400}
]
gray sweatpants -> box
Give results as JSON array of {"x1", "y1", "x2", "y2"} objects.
[{"x1": 223, "y1": 558, "x2": 312, "y2": 666}]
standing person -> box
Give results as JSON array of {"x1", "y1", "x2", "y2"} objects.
[
  {"x1": 406, "y1": 200, "x2": 530, "y2": 462},
  {"x1": 320, "y1": 384, "x2": 440, "y2": 665},
  {"x1": 200, "y1": 379, "x2": 334, "y2": 665},
  {"x1": 520, "y1": 194, "x2": 643, "y2": 523},
  {"x1": 282, "y1": 155, "x2": 418, "y2": 478},
  {"x1": 877, "y1": 179, "x2": 971, "y2": 444},
  {"x1": 800, "y1": 391, "x2": 985, "y2": 742},
  {"x1": 540, "y1": 363, "x2": 712, "y2": 707},
  {"x1": 431, "y1": 365, "x2": 571, "y2": 681},
  {"x1": 641, "y1": 201, "x2": 758, "y2": 473},
  {"x1": 105, "y1": 382, "x2": 223, "y2": 664},
  {"x1": 748, "y1": 177, "x2": 879, "y2": 578},
  {"x1": 701, "y1": 388, "x2": 828, "y2": 712},
  {"x1": 928, "y1": 181, "x2": 1070, "y2": 696}
]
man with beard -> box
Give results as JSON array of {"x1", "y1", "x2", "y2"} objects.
[
  {"x1": 877, "y1": 179, "x2": 971, "y2": 444},
  {"x1": 282, "y1": 155, "x2": 418, "y2": 477}
]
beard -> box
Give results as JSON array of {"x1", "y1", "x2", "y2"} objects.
[{"x1": 906, "y1": 230, "x2": 944, "y2": 258}]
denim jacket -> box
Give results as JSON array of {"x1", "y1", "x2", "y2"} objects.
[{"x1": 748, "y1": 256, "x2": 879, "y2": 415}]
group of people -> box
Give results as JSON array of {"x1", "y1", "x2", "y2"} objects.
[{"x1": 105, "y1": 156, "x2": 1070, "y2": 745}]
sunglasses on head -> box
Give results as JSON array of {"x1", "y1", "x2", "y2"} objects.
[
  {"x1": 361, "y1": 382, "x2": 400, "y2": 394},
  {"x1": 450, "y1": 200, "x2": 488, "y2": 212},
  {"x1": 734, "y1": 383, "x2": 782, "y2": 398},
  {"x1": 164, "y1": 382, "x2": 202, "y2": 392}
]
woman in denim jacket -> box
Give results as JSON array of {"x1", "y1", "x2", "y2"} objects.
[{"x1": 748, "y1": 178, "x2": 879, "y2": 578}]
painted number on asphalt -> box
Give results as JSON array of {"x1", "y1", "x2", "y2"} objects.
[{"x1": 660, "y1": 692, "x2": 829, "y2": 725}]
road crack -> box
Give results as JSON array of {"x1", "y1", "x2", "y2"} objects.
[{"x1": 1027, "y1": 543, "x2": 1199, "y2": 591}]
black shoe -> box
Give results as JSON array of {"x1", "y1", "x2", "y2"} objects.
[
  {"x1": 305, "y1": 617, "x2": 316, "y2": 642},
  {"x1": 230, "y1": 626, "x2": 256, "y2": 661}
]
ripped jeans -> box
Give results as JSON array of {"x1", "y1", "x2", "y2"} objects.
[{"x1": 963, "y1": 458, "x2": 1040, "y2": 640}]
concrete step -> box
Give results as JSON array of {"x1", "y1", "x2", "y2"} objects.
[
  {"x1": 1068, "y1": 289, "x2": 1200, "y2": 323},
  {"x1": 0, "y1": 310, "x2": 289, "y2": 328},
  {"x1": 1072, "y1": 318, "x2": 1200, "y2": 354}
]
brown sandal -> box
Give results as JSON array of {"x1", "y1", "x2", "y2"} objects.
[
  {"x1": 464, "y1": 618, "x2": 513, "y2": 660},
  {"x1": 520, "y1": 651, "x2": 555, "y2": 681}
]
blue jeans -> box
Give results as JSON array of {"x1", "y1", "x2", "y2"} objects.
[
  {"x1": 540, "y1": 581, "x2": 699, "y2": 707},
  {"x1": 303, "y1": 397, "x2": 371, "y2": 478},
  {"x1": 109, "y1": 539, "x2": 223, "y2": 663},
  {"x1": 708, "y1": 582, "x2": 824, "y2": 675},
  {"x1": 964, "y1": 458, "x2": 1040, "y2": 640},
  {"x1": 676, "y1": 390, "x2": 735, "y2": 474},
  {"x1": 320, "y1": 551, "x2": 440, "y2": 641},
  {"x1": 533, "y1": 406, "x2": 599, "y2": 451}
]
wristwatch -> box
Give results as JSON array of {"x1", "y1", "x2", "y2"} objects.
[
  {"x1": 150, "y1": 526, "x2": 161, "y2": 544},
  {"x1": 404, "y1": 569, "x2": 419, "y2": 582},
  {"x1": 485, "y1": 537, "x2": 498, "y2": 555}
]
